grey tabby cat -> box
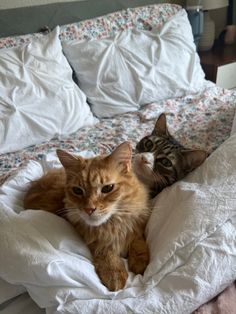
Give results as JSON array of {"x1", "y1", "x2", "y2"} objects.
[{"x1": 133, "y1": 113, "x2": 207, "y2": 197}]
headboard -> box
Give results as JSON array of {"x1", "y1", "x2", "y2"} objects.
[{"x1": 0, "y1": 0, "x2": 184, "y2": 38}]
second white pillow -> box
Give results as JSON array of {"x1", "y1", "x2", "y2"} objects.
[{"x1": 62, "y1": 10, "x2": 205, "y2": 118}]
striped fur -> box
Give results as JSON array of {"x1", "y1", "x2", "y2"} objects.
[{"x1": 134, "y1": 113, "x2": 207, "y2": 197}]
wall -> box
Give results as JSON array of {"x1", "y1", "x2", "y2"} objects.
[
  {"x1": 0, "y1": 0, "x2": 84, "y2": 9},
  {"x1": 211, "y1": 2, "x2": 236, "y2": 39},
  {"x1": 211, "y1": 7, "x2": 228, "y2": 39},
  {"x1": 233, "y1": 0, "x2": 236, "y2": 24},
  {"x1": 0, "y1": 0, "x2": 184, "y2": 10}
]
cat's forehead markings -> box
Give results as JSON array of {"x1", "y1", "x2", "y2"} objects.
[
  {"x1": 89, "y1": 165, "x2": 105, "y2": 183},
  {"x1": 89, "y1": 171, "x2": 112, "y2": 187},
  {"x1": 67, "y1": 170, "x2": 81, "y2": 182},
  {"x1": 153, "y1": 137, "x2": 182, "y2": 150},
  {"x1": 89, "y1": 172, "x2": 101, "y2": 186}
]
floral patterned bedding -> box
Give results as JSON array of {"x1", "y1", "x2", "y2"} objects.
[{"x1": 1, "y1": 85, "x2": 235, "y2": 184}]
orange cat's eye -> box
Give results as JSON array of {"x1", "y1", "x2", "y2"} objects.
[
  {"x1": 72, "y1": 186, "x2": 84, "y2": 195},
  {"x1": 101, "y1": 184, "x2": 114, "y2": 194}
]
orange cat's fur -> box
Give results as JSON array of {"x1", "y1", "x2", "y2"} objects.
[{"x1": 24, "y1": 142, "x2": 150, "y2": 291}]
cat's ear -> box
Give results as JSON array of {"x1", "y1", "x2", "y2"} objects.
[
  {"x1": 56, "y1": 149, "x2": 83, "y2": 169},
  {"x1": 152, "y1": 113, "x2": 169, "y2": 136},
  {"x1": 182, "y1": 150, "x2": 208, "y2": 173},
  {"x1": 109, "y1": 142, "x2": 132, "y2": 173}
]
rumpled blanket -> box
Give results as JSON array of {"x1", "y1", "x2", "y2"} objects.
[{"x1": 0, "y1": 134, "x2": 236, "y2": 313}]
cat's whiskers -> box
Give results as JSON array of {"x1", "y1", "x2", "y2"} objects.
[
  {"x1": 114, "y1": 204, "x2": 150, "y2": 214},
  {"x1": 61, "y1": 200, "x2": 148, "y2": 217},
  {"x1": 65, "y1": 208, "x2": 82, "y2": 220},
  {"x1": 55, "y1": 206, "x2": 79, "y2": 215},
  {"x1": 66, "y1": 213, "x2": 81, "y2": 225},
  {"x1": 66, "y1": 210, "x2": 79, "y2": 217},
  {"x1": 55, "y1": 208, "x2": 69, "y2": 215}
]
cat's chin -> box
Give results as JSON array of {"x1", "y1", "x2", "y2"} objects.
[{"x1": 80, "y1": 212, "x2": 113, "y2": 227}]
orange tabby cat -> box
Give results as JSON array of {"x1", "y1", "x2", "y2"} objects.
[{"x1": 24, "y1": 142, "x2": 150, "y2": 291}]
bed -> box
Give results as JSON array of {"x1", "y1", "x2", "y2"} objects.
[{"x1": 0, "y1": 1, "x2": 236, "y2": 313}]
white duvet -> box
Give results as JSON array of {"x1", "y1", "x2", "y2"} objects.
[{"x1": 0, "y1": 134, "x2": 236, "y2": 314}]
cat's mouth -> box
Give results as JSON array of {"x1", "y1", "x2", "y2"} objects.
[
  {"x1": 133, "y1": 153, "x2": 155, "y2": 184},
  {"x1": 79, "y1": 209, "x2": 113, "y2": 227},
  {"x1": 133, "y1": 153, "x2": 154, "y2": 169}
]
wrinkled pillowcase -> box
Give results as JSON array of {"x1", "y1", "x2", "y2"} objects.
[
  {"x1": 0, "y1": 26, "x2": 97, "y2": 154},
  {"x1": 62, "y1": 9, "x2": 205, "y2": 118}
]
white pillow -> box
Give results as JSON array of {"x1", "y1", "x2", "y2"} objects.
[
  {"x1": 62, "y1": 10, "x2": 205, "y2": 118},
  {"x1": 0, "y1": 27, "x2": 97, "y2": 154}
]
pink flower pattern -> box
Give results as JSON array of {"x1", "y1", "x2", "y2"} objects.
[{"x1": 0, "y1": 85, "x2": 235, "y2": 184}]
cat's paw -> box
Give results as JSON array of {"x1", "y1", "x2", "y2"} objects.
[
  {"x1": 128, "y1": 253, "x2": 149, "y2": 275},
  {"x1": 128, "y1": 237, "x2": 149, "y2": 275},
  {"x1": 97, "y1": 267, "x2": 128, "y2": 291},
  {"x1": 93, "y1": 252, "x2": 128, "y2": 291}
]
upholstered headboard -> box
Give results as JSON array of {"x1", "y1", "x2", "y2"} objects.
[{"x1": 0, "y1": 0, "x2": 184, "y2": 37}]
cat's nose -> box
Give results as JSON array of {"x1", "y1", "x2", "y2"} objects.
[
  {"x1": 141, "y1": 154, "x2": 149, "y2": 164},
  {"x1": 141, "y1": 154, "x2": 146, "y2": 162},
  {"x1": 84, "y1": 207, "x2": 96, "y2": 216}
]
